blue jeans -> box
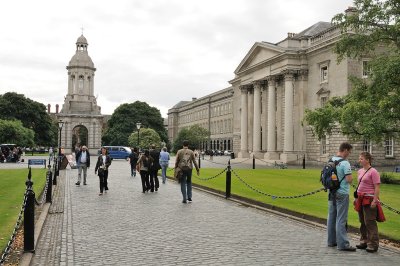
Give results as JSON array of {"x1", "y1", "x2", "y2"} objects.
[
  {"x1": 130, "y1": 164, "x2": 136, "y2": 176},
  {"x1": 160, "y1": 161, "x2": 168, "y2": 183},
  {"x1": 180, "y1": 169, "x2": 192, "y2": 201},
  {"x1": 327, "y1": 192, "x2": 351, "y2": 249}
]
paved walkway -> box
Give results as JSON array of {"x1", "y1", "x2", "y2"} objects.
[{"x1": 27, "y1": 158, "x2": 400, "y2": 265}]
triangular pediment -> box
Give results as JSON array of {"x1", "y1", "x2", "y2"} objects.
[{"x1": 234, "y1": 42, "x2": 284, "y2": 74}]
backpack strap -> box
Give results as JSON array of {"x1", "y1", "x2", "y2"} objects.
[{"x1": 335, "y1": 158, "x2": 346, "y2": 184}]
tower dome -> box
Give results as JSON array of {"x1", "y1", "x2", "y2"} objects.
[{"x1": 68, "y1": 34, "x2": 95, "y2": 69}]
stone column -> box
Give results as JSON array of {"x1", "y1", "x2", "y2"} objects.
[
  {"x1": 253, "y1": 81, "x2": 262, "y2": 153},
  {"x1": 68, "y1": 72, "x2": 72, "y2": 94},
  {"x1": 239, "y1": 86, "x2": 248, "y2": 157},
  {"x1": 247, "y1": 88, "x2": 253, "y2": 152},
  {"x1": 284, "y1": 71, "x2": 294, "y2": 152},
  {"x1": 262, "y1": 86, "x2": 268, "y2": 151},
  {"x1": 265, "y1": 76, "x2": 278, "y2": 159}
]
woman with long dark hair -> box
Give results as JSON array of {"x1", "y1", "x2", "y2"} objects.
[{"x1": 95, "y1": 147, "x2": 112, "y2": 196}]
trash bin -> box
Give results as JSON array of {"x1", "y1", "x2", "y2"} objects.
[{"x1": 230, "y1": 152, "x2": 235, "y2": 159}]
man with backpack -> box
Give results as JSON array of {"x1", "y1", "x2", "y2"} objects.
[
  {"x1": 175, "y1": 140, "x2": 199, "y2": 203},
  {"x1": 326, "y1": 142, "x2": 356, "y2": 251}
]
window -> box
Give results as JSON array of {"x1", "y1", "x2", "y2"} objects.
[
  {"x1": 320, "y1": 65, "x2": 328, "y2": 83},
  {"x1": 362, "y1": 60, "x2": 370, "y2": 78},
  {"x1": 385, "y1": 137, "x2": 394, "y2": 157},
  {"x1": 321, "y1": 135, "x2": 327, "y2": 155},
  {"x1": 321, "y1": 96, "x2": 328, "y2": 107},
  {"x1": 362, "y1": 139, "x2": 372, "y2": 153},
  {"x1": 78, "y1": 75, "x2": 84, "y2": 91}
]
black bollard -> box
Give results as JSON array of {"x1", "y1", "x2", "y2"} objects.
[
  {"x1": 24, "y1": 168, "x2": 35, "y2": 252},
  {"x1": 302, "y1": 154, "x2": 306, "y2": 169},
  {"x1": 46, "y1": 166, "x2": 53, "y2": 203},
  {"x1": 198, "y1": 155, "x2": 201, "y2": 169},
  {"x1": 53, "y1": 156, "x2": 58, "y2": 185},
  {"x1": 226, "y1": 160, "x2": 231, "y2": 199},
  {"x1": 252, "y1": 155, "x2": 255, "y2": 169}
]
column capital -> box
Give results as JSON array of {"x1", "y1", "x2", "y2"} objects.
[
  {"x1": 298, "y1": 69, "x2": 308, "y2": 81},
  {"x1": 266, "y1": 76, "x2": 276, "y2": 86},
  {"x1": 283, "y1": 70, "x2": 295, "y2": 81},
  {"x1": 252, "y1": 80, "x2": 263, "y2": 89},
  {"x1": 239, "y1": 85, "x2": 249, "y2": 92}
]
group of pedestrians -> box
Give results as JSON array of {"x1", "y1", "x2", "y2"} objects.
[{"x1": 327, "y1": 142, "x2": 383, "y2": 253}]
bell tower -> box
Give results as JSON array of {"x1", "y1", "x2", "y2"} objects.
[{"x1": 57, "y1": 34, "x2": 104, "y2": 152}]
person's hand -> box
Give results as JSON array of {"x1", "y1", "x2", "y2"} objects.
[
  {"x1": 196, "y1": 169, "x2": 200, "y2": 176},
  {"x1": 371, "y1": 200, "x2": 377, "y2": 208}
]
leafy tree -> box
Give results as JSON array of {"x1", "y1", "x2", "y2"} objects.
[
  {"x1": 128, "y1": 128, "x2": 161, "y2": 149},
  {"x1": 0, "y1": 119, "x2": 35, "y2": 147},
  {"x1": 304, "y1": 0, "x2": 400, "y2": 142},
  {"x1": 102, "y1": 101, "x2": 167, "y2": 146},
  {"x1": 0, "y1": 92, "x2": 57, "y2": 146},
  {"x1": 172, "y1": 125, "x2": 210, "y2": 152}
]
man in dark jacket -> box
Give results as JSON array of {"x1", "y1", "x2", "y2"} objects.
[
  {"x1": 76, "y1": 145, "x2": 91, "y2": 186},
  {"x1": 149, "y1": 145, "x2": 161, "y2": 192}
]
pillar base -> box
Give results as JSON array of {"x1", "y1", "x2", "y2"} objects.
[
  {"x1": 264, "y1": 152, "x2": 280, "y2": 160},
  {"x1": 251, "y1": 151, "x2": 264, "y2": 160},
  {"x1": 238, "y1": 151, "x2": 250, "y2": 158},
  {"x1": 280, "y1": 153, "x2": 299, "y2": 164}
]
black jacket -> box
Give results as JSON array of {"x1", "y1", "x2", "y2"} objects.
[
  {"x1": 149, "y1": 149, "x2": 161, "y2": 170},
  {"x1": 95, "y1": 155, "x2": 112, "y2": 173},
  {"x1": 76, "y1": 150, "x2": 91, "y2": 168}
]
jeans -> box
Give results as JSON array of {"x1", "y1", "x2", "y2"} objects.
[
  {"x1": 327, "y1": 192, "x2": 351, "y2": 249},
  {"x1": 140, "y1": 170, "x2": 150, "y2": 192},
  {"x1": 149, "y1": 169, "x2": 159, "y2": 191},
  {"x1": 99, "y1": 170, "x2": 109, "y2": 193},
  {"x1": 180, "y1": 169, "x2": 192, "y2": 201},
  {"x1": 78, "y1": 163, "x2": 88, "y2": 183},
  {"x1": 130, "y1": 163, "x2": 136, "y2": 177},
  {"x1": 160, "y1": 161, "x2": 168, "y2": 183}
]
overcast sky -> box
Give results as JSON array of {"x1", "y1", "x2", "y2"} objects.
[{"x1": 0, "y1": 0, "x2": 353, "y2": 117}]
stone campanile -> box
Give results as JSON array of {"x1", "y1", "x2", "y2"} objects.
[{"x1": 57, "y1": 34, "x2": 104, "y2": 152}]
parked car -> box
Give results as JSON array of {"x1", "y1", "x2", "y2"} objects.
[
  {"x1": 98, "y1": 146, "x2": 132, "y2": 159},
  {"x1": 224, "y1": 150, "x2": 233, "y2": 156}
]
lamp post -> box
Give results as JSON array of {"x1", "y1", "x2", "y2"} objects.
[
  {"x1": 54, "y1": 120, "x2": 64, "y2": 184},
  {"x1": 136, "y1": 122, "x2": 141, "y2": 149}
]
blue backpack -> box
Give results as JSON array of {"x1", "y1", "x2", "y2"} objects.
[{"x1": 320, "y1": 158, "x2": 345, "y2": 192}]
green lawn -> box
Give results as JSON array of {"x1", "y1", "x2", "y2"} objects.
[
  {"x1": 192, "y1": 168, "x2": 400, "y2": 241},
  {"x1": 0, "y1": 168, "x2": 47, "y2": 251}
]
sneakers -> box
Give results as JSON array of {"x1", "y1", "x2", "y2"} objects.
[
  {"x1": 356, "y1": 243, "x2": 367, "y2": 249},
  {"x1": 99, "y1": 192, "x2": 103, "y2": 196},
  {"x1": 182, "y1": 200, "x2": 187, "y2": 203},
  {"x1": 366, "y1": 247, "x2": 378, "y2": 253},
  {"x1": 83, "y1": 182, "x2": 87, "y2": 185},
  {"x1": 339, "y1": 246, "x2": 356, "y2": 252},
  {"x1": 187, "y1": 198, "x2": 192, "y2": 202},
  {"x1": 75, "y1": 181, "x2": 80, "y2": 186}
]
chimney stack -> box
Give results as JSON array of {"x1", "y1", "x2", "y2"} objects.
[
  {"x1": 56, "y1": 104, "x2": 59, "y2": 114},
  {"x1": 47, "y1": 104, "x2": 51, "y2": 114}
]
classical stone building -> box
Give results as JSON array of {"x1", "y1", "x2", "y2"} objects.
[
  {"x1": 56, "y1": 35, "x2": 104, "y2": 152},
  {"x1": 169, "y1": 8, "x2": 398, "y2": 165}
]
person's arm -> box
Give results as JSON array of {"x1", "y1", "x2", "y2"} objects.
[
  {"x1": 343, "y1": 161, "x2": 353, "y2": 183},
  {"x1": 371, "y1": 184, "x2": 380, "y2": 207},
  {"x1": 345, "y1": 174, "x2": 353, "y2": 184},
  {"x1": 191, "y1": 152, "x2": 199, "y2": 174},
  {"x1": 175, "y1": 151, "x2": 180, "y2": 168}
]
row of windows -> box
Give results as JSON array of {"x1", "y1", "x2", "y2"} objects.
[
  {"x1": 321, "y1": 137, "x2": 395, "y2": 157},
  {"x1": 211, "y1": 102, "x2": 232, "y2": 117},
  {"x1": 319, "y1": 59, "x2": 370, "y2": 84},
  {"x1": 210, "y1": 119, "x2": 233, "y2": 135},
  {"x1": 179, "y1": 102, "x2": 233, "y2": 124}
]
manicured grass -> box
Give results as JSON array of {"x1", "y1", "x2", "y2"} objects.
[
  {"x1": 0, "y1": 168, "x2": 47, "y2": 252},
  {"x1": 192, "y1": 168, "x2": 400, "y2": 241}
]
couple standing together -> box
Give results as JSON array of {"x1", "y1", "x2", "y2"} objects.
[{"x1": 327, "y1": 142, "x2": 382, "y2": 253}]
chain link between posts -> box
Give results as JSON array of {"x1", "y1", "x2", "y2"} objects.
[
  {"x1": 0, "y1": 187, "x2": 29, "y2": 265},
  {"x1": 192, "y1": 167, "x2": 227, "y2": 181}
]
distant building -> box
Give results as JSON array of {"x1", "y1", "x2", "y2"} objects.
[
  {"x1": 55, "y1": 34, "x2": 104, "y2": 152},
  {"x1": 168, "y1": 7, "x2": 398, "y2": 165}
]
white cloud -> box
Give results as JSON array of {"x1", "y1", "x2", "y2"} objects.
[{"x1": 0, "y1": 0, "x2": 354, "y2": 117}]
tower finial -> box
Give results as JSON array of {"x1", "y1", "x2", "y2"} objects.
[{"x1": 81, "y1": 26, "x2": 84, "y2": 35}]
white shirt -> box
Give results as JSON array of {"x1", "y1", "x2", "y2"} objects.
[{"x1": 80, "y1": 151, "x2": 87, "y2": 163}]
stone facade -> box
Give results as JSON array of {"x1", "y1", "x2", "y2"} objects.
[
  {"x1": 56, "y1": 35, "x2": 104, "y2": 152},
  {"x1": 168, "y1": 9, "x2": 398, "y2": 165}
]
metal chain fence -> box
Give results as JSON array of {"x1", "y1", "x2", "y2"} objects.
[
  {"x1": 231, "y1": 169, "x2": 326, "y2": 199},
  {"x1": 35, "y1": 169, "x2": 51, "y2": 206},
  {"x1": 193, "y1": 167, "x2": 227, "y2": 181},
  {"x1": 0, "y1": 187, "x2": 29, "y2": 265}
]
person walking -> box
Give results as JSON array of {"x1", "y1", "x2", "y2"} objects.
[
  {"x1": 175, "y1": 140, "x2": 199, "y2": 203},
  {"x1": 354, "y1": 152, "x2": 382, "y2": 253},
  {"x1": 75, "y1": 145, "x2": 91, "y2": 186},
  {"x1": 149, "y1": 145, "x2": 161, "y2": 192},
  {"x1": 327, "y1": 142, "x2": 356, "y2": 251},
  {"x1": 159, "y1": 147, "x2": 170, "y2": 184},
  {"x1": 95, "y1": 147, "x2": 112, "y2": 196},
  {"x1": 137, "y1": 150, "x2": 152, "y2": 193},
  {"x1": 128, "y1": 147, "x2": 139, "y2": 177}
]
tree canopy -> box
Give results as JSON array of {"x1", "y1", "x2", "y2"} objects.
[
  {"x1": 172, "y1": 124, "x2": 210, "y2": 152},
  {"x1": 102, "y1": 101, "x2": 167, "y2": 146},
  {"x1": 0, "y1": 92, "x2": 57, "y2": 146},
  {"x1": 128, "y1": 128, "x2": 161, "y2": 149},
  {"x1": 0, "y1": 119, "x2": 35, "y2": 147},
  {"x1": 304, "y1": 0, "x2": 400, "y2": 142}
]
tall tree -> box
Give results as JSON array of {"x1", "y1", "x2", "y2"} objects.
[
  {"x1": 0, "y1": 92, "x2": 57, "y2": 146},
  {"x1": 172, "y1": 125, "x2": 210, "y2": 152},
  {"x1": 102, "y1": 101, "x2": 167, "y2": 146},
  {"x1": 0, "y1": 119, "x2": 35, "y2": 147},
  {"x1": 304, "y1": 0, "x2": 400, "y2": 142},
  {"x1": 128, "y1": 128, "x2": 161, "y2": 149}
]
